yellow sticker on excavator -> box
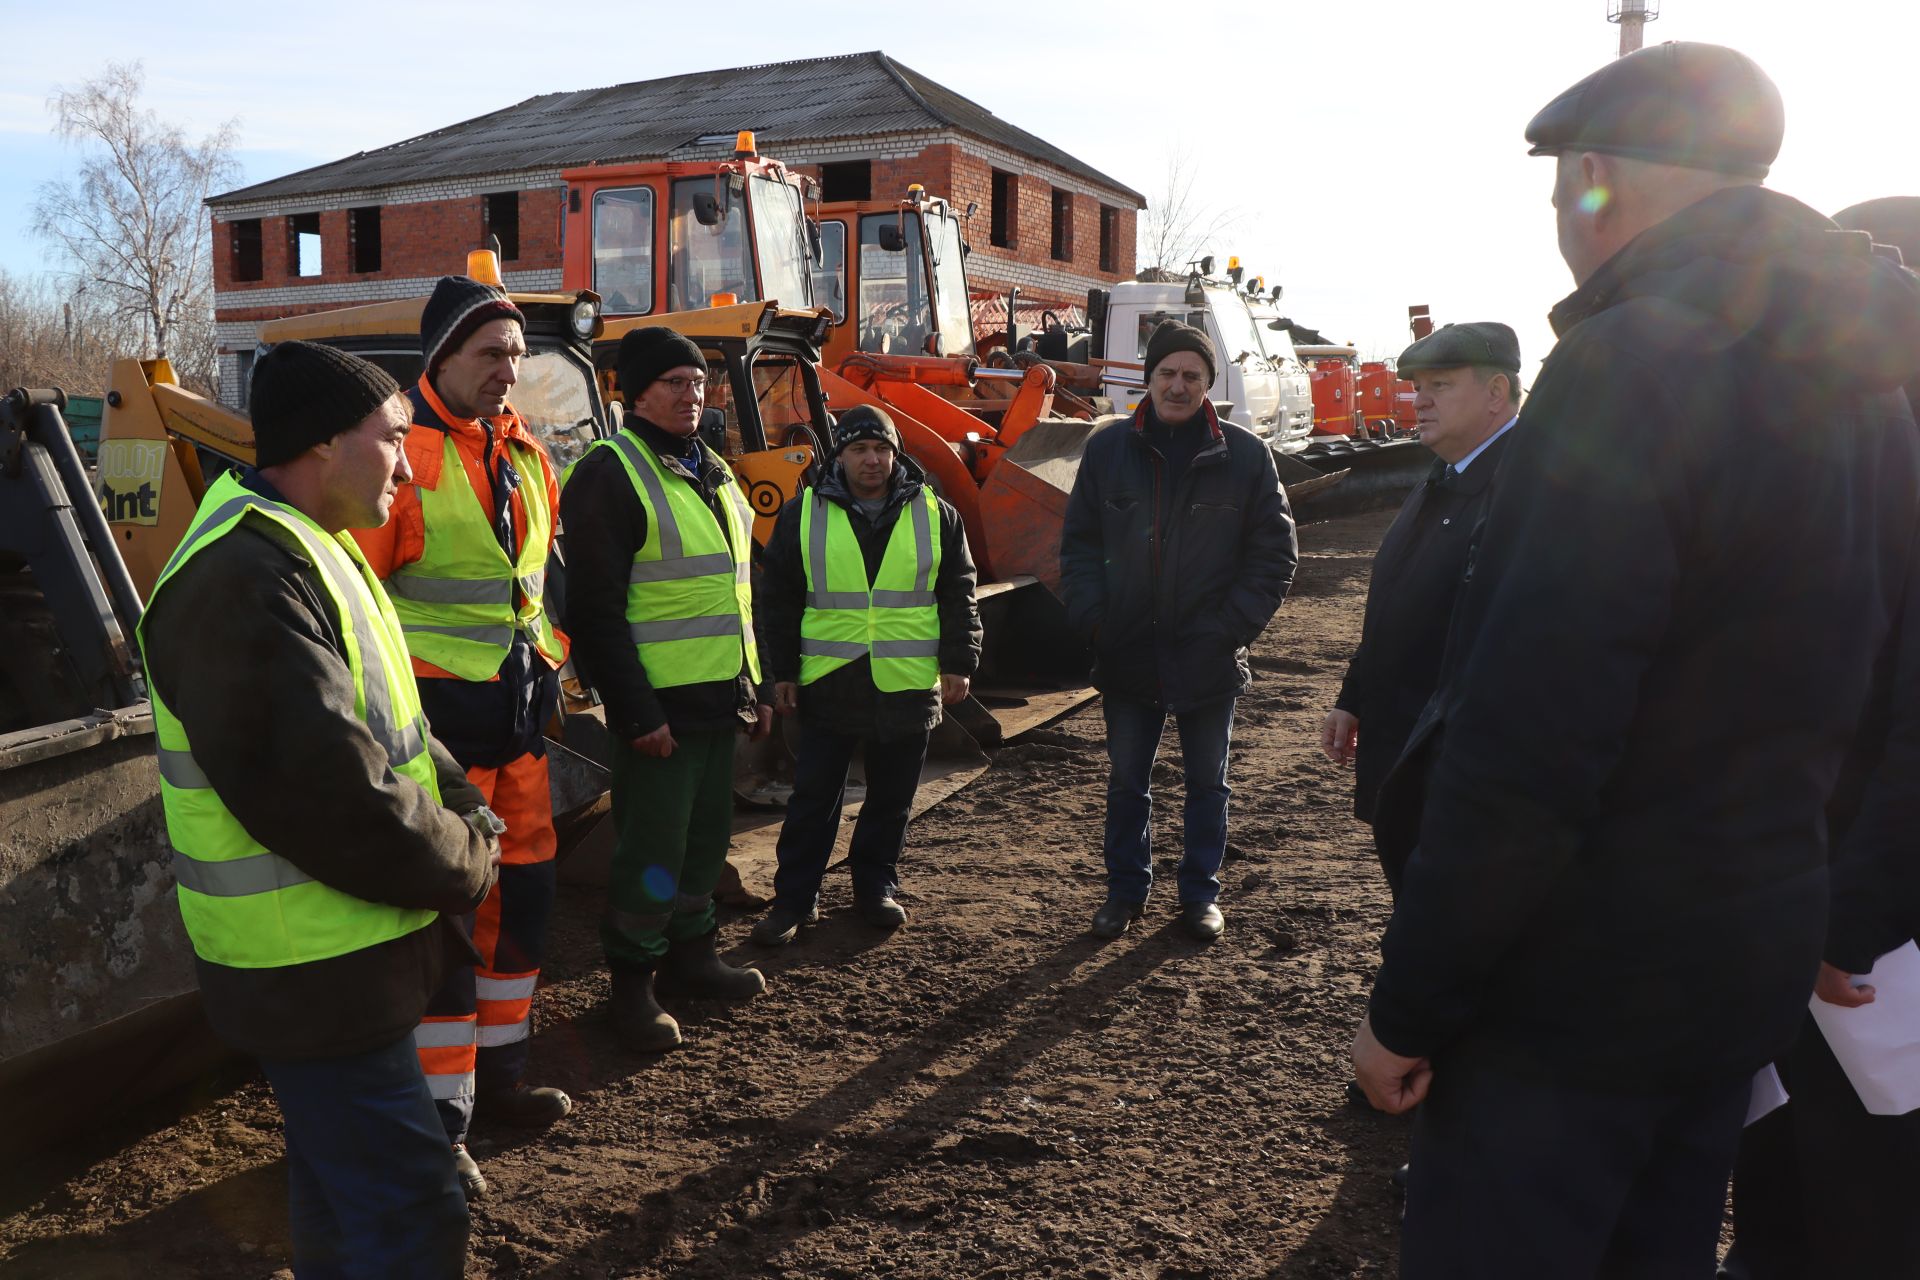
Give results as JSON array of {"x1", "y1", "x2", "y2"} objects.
[{"x1": 97, "y1": 439, "x2": 168, "y2": 526}]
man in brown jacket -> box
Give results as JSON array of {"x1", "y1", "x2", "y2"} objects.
[{"x1": 138, "y1": 340, "x2": 499, "y2": 1278}]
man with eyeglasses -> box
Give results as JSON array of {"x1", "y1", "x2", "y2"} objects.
[
  {"x1": 352, "y1": 275, "x2": 575, "y2": 1198},
  {"x1": 561, "y1": 326, "x2": 774, "y2": 1054}
]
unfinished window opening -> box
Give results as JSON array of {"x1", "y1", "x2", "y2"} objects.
[
  {"x1": 819, "y1": 161, "x2": 872, "y2": 204},
  {"x1": 484, "y1": 192, "x2": 520, "y2": 262},
  {"x1": 990, "y1": 169, "x2": 1016, "y2": 249},
  {"x1": 348, "y1": 206, "x2": 381, "y2": 273},
  {"x1": 1050, "y1": 188, "x2": 1073, "y2": 262},
  {"x1": 288, "y1": 212, "x2": 322, "y2": 278},
  {"x1": 230, "y1": 219, "x2": 262, "y2": 282},
  {"x1": 1099, "y1": 205, "x2": 1120, "y2": 273}
]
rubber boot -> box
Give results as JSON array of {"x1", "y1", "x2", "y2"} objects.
[
  {"x1": 657, "y1": 930, "x2": 767, "y2": 1001},
  {"x1": 609, "y1": 966, "x2": 681, "y2": 1053}
]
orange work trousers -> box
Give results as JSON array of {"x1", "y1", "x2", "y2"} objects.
[{"x1": 414, "y1": 750, "x2": 557, "y2": 1145}]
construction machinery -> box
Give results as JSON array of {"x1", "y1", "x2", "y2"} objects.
[
  {"x1": 562, "y1": 131, "x2": 818, "y2": 318},
  {"x1": 0, "y1": 384, "x2": 217, "y2": 1153}
]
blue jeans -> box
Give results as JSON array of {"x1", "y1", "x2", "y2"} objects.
[
  {"x1": 259, "y1": 1034, "x2": 469, "y2": 1279},
  {"x1": 1101, "y1": 693, "x2": 1236, "y2": 905}
]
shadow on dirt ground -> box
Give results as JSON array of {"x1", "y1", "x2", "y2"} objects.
[{"x1": 3, "y1": 509, "x2": 1423, "y2": 1279}]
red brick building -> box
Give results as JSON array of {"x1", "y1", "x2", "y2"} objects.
[{"x1": 205, "y1": 52, "x2": 1143, "y2": 405}]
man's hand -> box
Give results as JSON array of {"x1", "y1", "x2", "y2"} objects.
[
  {"x1": 630, "y1": 724, "x2": 677, "y2": 758},
  {"x1": 774, "y1": 681, "x2": 800, "y2": 715},
  {"x1": 1814, "y1": 960, "x2": 1876, "y2": 1008},
  {"x1": 940, "y1": 673, "x2": 971, "y2": 706},
  {"x1": 747, "y1": 703, "x2": 774, "y2": 742},
  {"x1": 1321, "y1": 709, "x2": 1359, "y2": 767},
  {"x1": 1352, "y1": 1013, "x2": 1433, "y2": 1114}
]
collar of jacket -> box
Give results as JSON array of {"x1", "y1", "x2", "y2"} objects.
[
  {"x1": 624, "y1": 414, "x2": 720, "y2": 485},
  {"x1": 1130, "y1": 397, "x2": 1224, "y2": 443},
  {"x1": 411, "y1": 377, "x2": 539, "y2": 452},
  {"x1": 1439, "y1": 430, "x2": 1511, "y2": 496}
]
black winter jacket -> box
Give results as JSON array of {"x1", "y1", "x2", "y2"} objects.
[
  {"x1": 142, "y1": 474, "x2": 496, "y2": 1062},
  {"x1": 1058, "y1": 401, "x2": 1298, "y2": 711},
  {"x1": 560, "y1": 417, "x2": 767, "y2": 739},
  {"x1": 1336, "y1": 434, "x2": 1502, "y2": 833},
  {"x1": 758, "y1": 457, "x2": 982, "y2": 740},
  {"x1": 1367, "y1": 186, "x2": 1920, "y2": 1091}
]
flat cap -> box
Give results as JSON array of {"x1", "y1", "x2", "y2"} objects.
[
  {"x1": 1833, "y1": 197, "x2": 1920, "y2": 268},
  {"x1": 1526, "y1": 42, "x2": 1784, "y2": 179},
  {"x1": 1396, "y1": 322, "x2": 1520, "y2": 375}
]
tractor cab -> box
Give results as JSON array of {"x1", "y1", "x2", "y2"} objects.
[
  {"x1": 815, "y1": 185, "x2": 976, "y2": 367},
  {"x1": 564, "y1": 132, "x2": 818, "y2": 319}
]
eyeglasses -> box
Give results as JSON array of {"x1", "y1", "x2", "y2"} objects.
[{"x1": 659, "y1": 376, "x2": 708, "y2": 396}]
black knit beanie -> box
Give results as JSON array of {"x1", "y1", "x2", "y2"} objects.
[
  {"x1": 615, "y1": 326, "x2": 707, "y2": 403},
  {"x1": 829, "y1": 405, "x2": 903, "y2": 458},
  {"x1": 250, "y1": 341, "x2": 401, "y2": 468},
  {"x1": 1143, "y1": 319, "x2": 1218, "y2": 386},
  {"x1": 420, "y1": 275, "x2": 525, "y2": 375}
]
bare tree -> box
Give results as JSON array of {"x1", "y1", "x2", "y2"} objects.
[
  {"x1": 1136, "y1": 146, "x2": 1240, "y2": 276},
  {"x1": 32, "y1": 62, "x2": 238, "y2": 391},
  {"x1": 0, "y1": 270, "x2": 143, "y2": 395}
]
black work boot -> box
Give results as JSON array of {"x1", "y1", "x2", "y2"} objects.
[
  {"x1": 1180, "y1": 901, "x2": 1225, "y2": 941},
  {"x1": 452, "y1": 1144, "x2": 487, "y2": 1200},
  {"x1": 609, "y1": 965, "x2": 681, "y2": 1053},
  {"x1": 1090, "y1": 898, "x2": 1146, "y2": 939},
  {"x1": 750, "y1": 899, "x2": 819, "y2": 947},
  {"x1": 856, "y1": 893, "x2": 908, "y2": 930},
  {"x1": 476, "y1": 1084, "x2": 573, "y2": 1128},
  {"x1": 658, "y1": 930, "x2": 767, "y2": 1000}
]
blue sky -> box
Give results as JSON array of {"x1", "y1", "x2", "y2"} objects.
[{"x1": 7, "y1": 0, "x2": 1920, "y2": 368}]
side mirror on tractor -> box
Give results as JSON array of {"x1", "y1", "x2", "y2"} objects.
[
  {"x1": 693, "y1": 192, "x2": 724, "y2": 226},
  {"x1": 876, "y1": 224, "x2": 908, "y2": 253}
]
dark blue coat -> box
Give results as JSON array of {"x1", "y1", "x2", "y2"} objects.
[{"x1": 1058, "y1": 401, "x2": 1297, "y2": 711}]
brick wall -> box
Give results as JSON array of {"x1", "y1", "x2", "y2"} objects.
[{"x1": 208, "y1": 132, "x2": 1140, "y2": 405}]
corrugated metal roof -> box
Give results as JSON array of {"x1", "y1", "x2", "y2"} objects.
[{"x1": 209, "y1": 52, "x2": 1144, "y2": 208}]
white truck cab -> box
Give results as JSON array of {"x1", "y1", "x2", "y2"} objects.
[{"x1": 1089, "y1": 274, "x2": 1295, "y2": 442}]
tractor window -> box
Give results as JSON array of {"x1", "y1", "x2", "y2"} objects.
[
  {"x1": 511, "y1": 351, "x2": 601, "y2": 473},
  {"x1": 927, "y1": 214, "x2": 975, "y2": 358},
  {"x1": 592, "y1": 187, "x2": 655, "y2": 315},
  {"x1": 857, "y1": 213, "x2": 931, "y2": 356},
  {"x1": 670, "y1": 176, "x2": 757, "y2": 312},
  {"x1": 752, "y1": 354, "x2": 818, "y2": 452},
  {"x1": 749, "y1": 175, "x2": 813, "y2": 311},
  {"x1": 811, "y1": 220, "x2": 848, "y2": 322}
]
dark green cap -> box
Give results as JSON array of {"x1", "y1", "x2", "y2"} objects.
[
  {"x1": 1526, "y1": 42, "x2": 1783, "y2": 180},
  {"x1": 1396, "y1": 322, "x2": 1520, "y2": 375}
]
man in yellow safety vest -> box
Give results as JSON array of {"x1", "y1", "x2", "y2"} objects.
[
  {"x1": 560, "y1": 326, "x2": 773, "y2": 1052},
  {"x1": 352, "y1": 274, "x2": 574, "y2": 1198},
  {"x1": 750, "y1": 405, "x2": 981, "y2": 945},
  {"x1": 138, "y1": 340, "x2": 498, "y2": 1276}
]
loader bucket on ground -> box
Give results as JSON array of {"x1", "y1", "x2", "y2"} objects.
[
  {"x1": 1289, "y1": 438, "x2": 1433, "y2": 522},
  {"x1": 977, "y1": 415, "x2": 1101, "y2": 596}
]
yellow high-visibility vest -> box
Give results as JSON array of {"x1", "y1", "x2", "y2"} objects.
[
  {"x1": 799, "y1": 488, "x2": 941, "y2": 691},
  {"x1": 137, "y1": 471, "x2": 441, "y2": 969}
]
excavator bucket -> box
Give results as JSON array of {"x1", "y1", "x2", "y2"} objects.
[
  {"x1": 977, "y1": 416, "x2": 1097, "y2": 597},
  {"x1": 1290, "y1": 438, "x2": 1435, "y2": 522}
]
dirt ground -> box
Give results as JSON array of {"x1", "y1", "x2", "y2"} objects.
[{"x1": 0, "y1": 507, "x2": 1417, "y2": 1279}]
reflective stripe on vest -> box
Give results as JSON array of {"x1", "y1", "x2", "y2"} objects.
[
  {"x1": 582, "y1": 430, "x2": 760, "y2": 690},
  {"x1": 799, "y1": 487, "x2": 941, "y2": 692},
  {"x1": 136, "y1": 471, "x2": 441, "y2": 969},
  {"x1": 386, "y1": 432, "x2": 564, "y2": 679}
]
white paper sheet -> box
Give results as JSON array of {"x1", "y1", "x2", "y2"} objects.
[
  {"x1": 1807, "y1": 940, "x2": 1920, "y2": 1116},
  {"x1": 1744, "y1": 1063, "x2": 1789, "y2": 1126}
]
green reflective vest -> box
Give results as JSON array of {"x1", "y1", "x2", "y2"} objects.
[
  {"x1": 136, "y1": 471, "x2": 442, "y2": 970},
  {"x1": 385, "y1": 432, "x2": 564, "y2": 680},
  {"x1": 583, "y1": 429, "x2": 761, "y2": 690},
  {"x1": 799, "y1": 487, "x2": 941, "y2": 692}
]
